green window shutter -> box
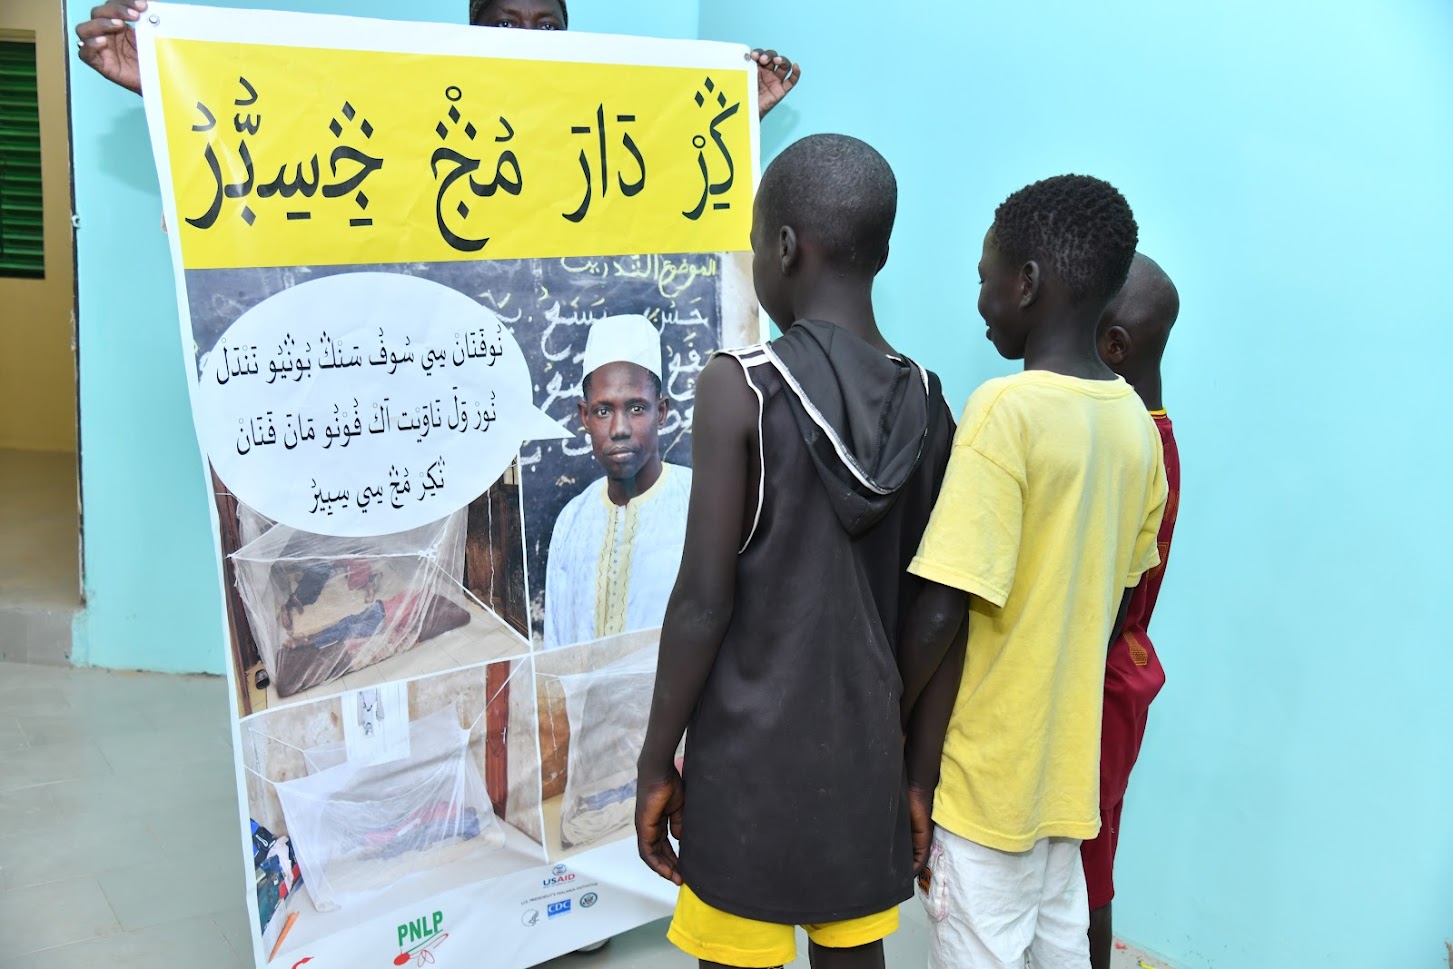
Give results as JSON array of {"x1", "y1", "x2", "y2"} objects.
[{"x1": 0, "y1": 38, "x2": 44, "y2": 279}]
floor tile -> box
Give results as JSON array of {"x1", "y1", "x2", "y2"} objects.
[
  {"x1": 0, "y1": 740, "x2": 113, "y2": 793},
  {"x1": 0, "y1": 662, "x2": 69, "y2": 687},
  {"x1": 0, "y1": 914, "x2": 244, "y2": 969},
  {"x1": 0, "y1": 685, "x2": 73, "y2": 718},
  {"x1": 45, "y1": 763, "x2": 238, "y2": 828},
  {"x1": 99, "y1": 857, "x2": 249, "y2": 932},
  {"x1": 210, "y1": 904, "x2": 256, "y2": 961},
  {"x1": 0, "y1": 785, "x2": 55, "y2": 836},
  {"x1": 0, "y1": 876, "x2": 120, "y2": 958},
  {"x1": 0, "y1": 819, "x2": 163, "y2": 891},
  {"x1": 0, "y1": 717, "x2": 26, "y2": 752},
  {"x1": 538, "y1": 919, "x2": 693, "y2": 969},
  {"x1": 147, "y1": 797, "x2": 247, "y2": 866},
  {"x1": 94, "y1": 725, "x2": 233, "y2": 775},
  {"x1": 14, "y1": 710, "x2": 155, "y2": 748}
]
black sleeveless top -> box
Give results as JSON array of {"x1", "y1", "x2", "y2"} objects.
[{"x1": 676, "y1": 322, "x2": 955, "y2": 924}]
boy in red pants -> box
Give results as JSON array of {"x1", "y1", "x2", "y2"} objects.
[{"x1": 1083, "y1": 253, "x2": 1182, "y2": 969}]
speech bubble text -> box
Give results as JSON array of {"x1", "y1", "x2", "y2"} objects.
[{"x1": 196, "y1": 271, "x2": 568, "y2": 536}]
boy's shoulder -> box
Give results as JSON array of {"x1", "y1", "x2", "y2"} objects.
[{"x1": 955, "y1": 372, "x2": 1036, "y2": 442}]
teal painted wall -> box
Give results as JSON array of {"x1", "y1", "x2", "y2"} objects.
[
  {"x1": 67, "y1": 0, "x2": 701, "y2": 673},
  {"x1": 701, "y1": 2, "x2": 1453, "y2": 967}
]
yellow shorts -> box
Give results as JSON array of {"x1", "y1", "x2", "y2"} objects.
[{"x1": 667, "y1": 883, "x2": 899, "y2": 968}]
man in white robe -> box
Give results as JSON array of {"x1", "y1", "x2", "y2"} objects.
[{"x1": 543, "y1": 316, "x2": 692, "y2": 649}]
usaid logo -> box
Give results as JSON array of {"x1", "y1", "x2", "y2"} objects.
[
  {"x1": 543, "y1": 863, "x2": 576, "y2": 887},
  {"x1": 547, "y1": 899, "x2": 572, "y2": 919}
]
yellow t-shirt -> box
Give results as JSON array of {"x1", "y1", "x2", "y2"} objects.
[{"x1": 908, "y1": 370, "x2": 1167, "y2": 852}]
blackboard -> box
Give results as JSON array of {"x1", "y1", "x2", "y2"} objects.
[{"x1": 185, "y1": 250, "x2": 745, "y2": 645}]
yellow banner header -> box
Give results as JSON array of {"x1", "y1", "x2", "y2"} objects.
[{"x1": 154, "y1": 39, "x2": 755, "y2": 269}]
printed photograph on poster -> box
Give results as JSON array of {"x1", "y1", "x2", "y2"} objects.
[
  {"x1": 524, "y1": 252, "x2": 757, "y2": 650},
  {"x1": 212, "y1": 469, "x2": 529, "y2": 717},
  {"x1": 534, "y1": 630, "x2": 668, "y2": 861},
  {"x1": 240, "y1": 659, "x2": 543, "y2": 961}
]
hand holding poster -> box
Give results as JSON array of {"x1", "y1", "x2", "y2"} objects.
[{"x1": 135, "y1": 6, "x2": 761, "y2": 965}]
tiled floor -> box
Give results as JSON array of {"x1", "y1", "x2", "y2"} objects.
[{"x1": 0, "y1": 660, "x2": 1173, "y2": 968}]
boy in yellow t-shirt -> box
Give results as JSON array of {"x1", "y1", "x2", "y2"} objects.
[{"x1": 897, "y1": 175, "x2": 1167, "y2": 969}]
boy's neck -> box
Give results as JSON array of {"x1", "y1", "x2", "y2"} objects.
[
  {"x1": 1022, "y1": 310, "x2": 1116, "y2": 381},
  {"x1": 1129, "y1": 368, "x2": 1163, "y2": 411},
  {"x1": 793, "y1": 279, "x2": 893, "y2": 355}
]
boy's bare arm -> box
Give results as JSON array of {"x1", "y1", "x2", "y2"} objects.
[
  {"x1": 899, "y1": 581, "x2": 968, "y2": 873},
  {"x1": 905, "y1": 622, "x2": 967, "y2": 787},
  {"x1": 903, "y1": 615, "x2": 967, "y2": 870},
  {"x1": 635, "y1": 355, "x2": 756, "y2": 883},
  {"x1": 899, "y1": 580, "x2": 969, "y2": 721},
  {"x1": 1110, "y1": 585, "x2": 1135, "y2": 646}
]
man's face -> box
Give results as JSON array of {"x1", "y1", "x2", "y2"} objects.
[
  {"x1": 977, "y1": 227, "x2": 1029, "y2": 360},
  {"x1": 472, "y1": 0, "x2": 565, "y2": 29},
  {"x1": 578, "y1": 362, "x2": 667, "y2": 481}
]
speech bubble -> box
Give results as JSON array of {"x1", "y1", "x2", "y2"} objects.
[{"x1": 195, "y1": 271, "x2": 569, "y2": 537}]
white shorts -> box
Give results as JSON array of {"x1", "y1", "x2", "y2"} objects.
[{"x1": 918, "y1": 826, "x2": 1090, "y2": 969}]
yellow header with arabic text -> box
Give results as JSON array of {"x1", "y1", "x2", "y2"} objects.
[{"x1": 155, "y1": 39, "x2": 754, "y2": 269}]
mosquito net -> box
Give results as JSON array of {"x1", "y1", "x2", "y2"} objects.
[
  {"x1": 231, "y1": 511, "x2": 470, "y2": 697},
  {"x1": 274, "y1": 704, "x2": 505, "y2": 911},
  {"x1": 555, "y1": 648, "x2": 657, "y2": 851}
]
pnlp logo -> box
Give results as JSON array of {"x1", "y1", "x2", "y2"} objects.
[
  {"x1": 543, "y1": 863, "x2": 576, "y2": 887},
  {"x1": 547, "y1": 899, "x2": 572, "y2": 919}
]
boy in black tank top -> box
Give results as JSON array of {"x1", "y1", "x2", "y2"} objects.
[{"x1": 634, "y1": 134, "x2": 962, "y2": 969}]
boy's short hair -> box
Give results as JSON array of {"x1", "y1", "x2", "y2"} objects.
[
  {"x1": 468, "y1": 0, "x2": 568, "y2": 27},
  {"x1": 992, "y1": 174, "x2": 1138, "y2": 305},
  {"x1": 758, "y1": 134, "x2": 898, "y2": 274}
]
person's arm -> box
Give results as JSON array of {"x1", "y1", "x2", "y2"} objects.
[
  {"x1": 903, "y1": 615, "x2": 967, "y2": 871},
  {"x1": 76, "y1": 2, "x2": 149, "y2": 96},
  {"x1": 895, "y1": 579, "x2": 966, "y2": 872},
  {"x1": 635, "y1": 355, "x2": 756, "y2": 884},
  {"x1": 898, "y1": 580, "x2": 968, "y2": 721},
  {"x1": 1109, "y1": 585, "x2": 1134, "y2": 648},
  {"x1": 748, "y1": 49, "x2": 801, "y2": 118}
]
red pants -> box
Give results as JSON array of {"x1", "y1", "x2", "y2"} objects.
[{"x1": 1082, "y1": 633, "x2": 1165, "y2": 910}]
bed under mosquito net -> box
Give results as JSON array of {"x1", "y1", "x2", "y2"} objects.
[
  {"x1": 554, "y1": 648, "x2": 658, "y2": 851},
  {"x1": 231, "y1": 510, "x2": 470, "y2": 697},
  {"x1": 273, "y1": 704, "x2": 505, "y2": 911}
]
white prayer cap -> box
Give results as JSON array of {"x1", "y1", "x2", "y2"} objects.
[{"x1": 580, "y1": 315, "x2": 662, "y2": 381}]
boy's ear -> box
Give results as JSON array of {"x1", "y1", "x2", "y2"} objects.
[
  {"x1": 1099, "y1": 324, "x2": 1132, "y2": 365},
  {"x1": 577, "y1": 398, "x2": 590, "y2": 428},
  {"x1": 1019, "y1": 260, "x2": 1041, "y2": 309},
  {"x1": 657, "y1": 393, "x2": 670, "y2": 426},
  {"x1": 780, "y1": 225, "x2": 799, "y2": 275},
  {"x1": 876, "y1": 244, "x2": 890, "y2": 274}
]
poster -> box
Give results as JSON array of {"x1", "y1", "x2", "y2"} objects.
[{"x1": 135, "y1": 6, "x2": 761, "y2": 966}]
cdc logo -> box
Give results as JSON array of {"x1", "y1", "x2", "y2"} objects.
[{"x1": 548, "y1": 899, "x2": 572, "y2": 919}]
